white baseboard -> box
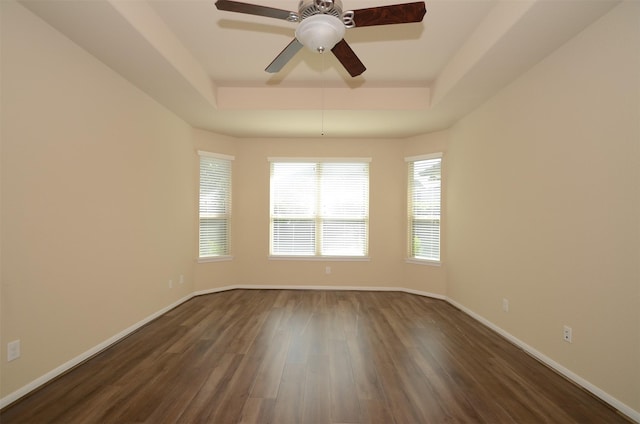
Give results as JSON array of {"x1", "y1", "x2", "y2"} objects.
[
  {"x1": 194, "y1": 284, "x2": 446, "y2": 300},
  {"x1": 0, "y1": 293, "x2": 194, "y2": 410},
  {"x1": 2, "y1": 286, "x2": 637, "y2": 423},
  {"x1": 446, "y1": 297, "x2": 640, "y2": 423}
]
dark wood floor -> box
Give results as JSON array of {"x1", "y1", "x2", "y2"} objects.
[{"x1": 1, "y1": 289, "x2": 631, "y2": 424}]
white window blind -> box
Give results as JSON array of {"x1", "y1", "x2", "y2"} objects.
[
  {"x1": 270, "y1": 160, "x2": 369, "y2": 257},
  {"x1": 199, "y1": 152, "x2": 232, "y2": 258},
  {"x1": 407, "y1": 154, "x2": 442, "y2": 262}
]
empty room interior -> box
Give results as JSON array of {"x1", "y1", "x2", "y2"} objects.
[{"x1": 1, "y1": 0, "x2": 639, "y2": 422}]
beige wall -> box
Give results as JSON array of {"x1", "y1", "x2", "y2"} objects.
[
  {"x1": 194, "y1": 134, "x2": 446, "y2": 294},
  {"x1": 1, "y1": 1, "x2": 196, "y2": 398},
  {"x1": 445, "y1": 1, "x2": 639, "y2": 413}
]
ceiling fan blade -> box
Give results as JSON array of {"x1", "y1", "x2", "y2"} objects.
[
  {"x1": 215, "y1": 0, "x2": 294, "y2": 21},
  {"x1": 331, "y1": 39, "x2": 366, "y2": 77},
  {"x1": 352, "y1": 2, "x2": 426, "y2": 27},
  {"x1": 265, "y1": 38, "x2": 304, "y2": 73}
]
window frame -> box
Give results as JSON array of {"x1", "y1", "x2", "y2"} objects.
[
  {"x1": 198, "y1": 151, "x2": 234, "y2": 263},
  {"x1": 406, "y1": 153, "x2": 442, "y2": 266},
  {"x1": 268, "y1": 157, "x2": 371, "y2": 261}
]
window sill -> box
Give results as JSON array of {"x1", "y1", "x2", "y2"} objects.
[
  {"x1": 405, "y1": 258, "x2": 441, "y2": 267},
  {"x1": 269, "y1": 255, "x2": 370, "y2": 262},
  {"x1": 198, "y1": 255, "x2": 234, "y2": 263}
]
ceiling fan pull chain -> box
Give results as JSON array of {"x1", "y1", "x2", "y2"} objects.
[{"x1": 321, "y1": 51, "x2": 326, "y2": 136}]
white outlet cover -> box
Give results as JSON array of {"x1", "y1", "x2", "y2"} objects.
[
  {"x1": 502, "y1": 298, "x2": 509, "y2": 312},
  {"x1": 8, "y1": 340, "x2": 20, "y2": 361}
]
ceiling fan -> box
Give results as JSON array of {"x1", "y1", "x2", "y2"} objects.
[{"x1": 215, "y1": 0, "x2": 426, "y2": 77}]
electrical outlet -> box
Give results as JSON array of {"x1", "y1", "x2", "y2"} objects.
[
  {"x1": 7, "y1": 340, "x2": 21, "y2": 362},
  {"x1": 169, "y1": 280, "x2": 173, "y2": 289},
  {"x1": 179, "y1": 274, "x2": 184, "y2": 284},
  {"x1": 563, "y1": 325, "x2": 572, "y2": 343},
  {"x1": 502, "y1": 298, "x2": 509, "y2": 312},
  {"x1": 325, "y1": 266, "x2": 331, "y2": 274}
]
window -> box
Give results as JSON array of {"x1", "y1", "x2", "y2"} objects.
[
  {"x1": 407, "y1": 153, "x2": 442, "y2": 263},
  {"x1": 199, "y1": 151, "x2": 233, "y2": 260},
  {"x1": 270, "y1": 159, "x2": 370, "y2": 258}
]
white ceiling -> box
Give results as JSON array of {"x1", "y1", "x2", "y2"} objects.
[{"x1": 20, "y1": 0, "x2": 619, "y2": 138}]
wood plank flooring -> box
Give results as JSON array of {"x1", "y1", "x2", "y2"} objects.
[{"x1": 1, "y1": 290, "x2": 632, "y2": 423}]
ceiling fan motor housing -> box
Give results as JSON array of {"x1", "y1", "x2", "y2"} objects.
[{"x1": 298, "y1": 0, "x2": 343, "y2": 20}]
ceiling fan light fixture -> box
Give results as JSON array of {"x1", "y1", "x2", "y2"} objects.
[{"x1": 295, "y1": 14, "x2": 345, "y2": 53}]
